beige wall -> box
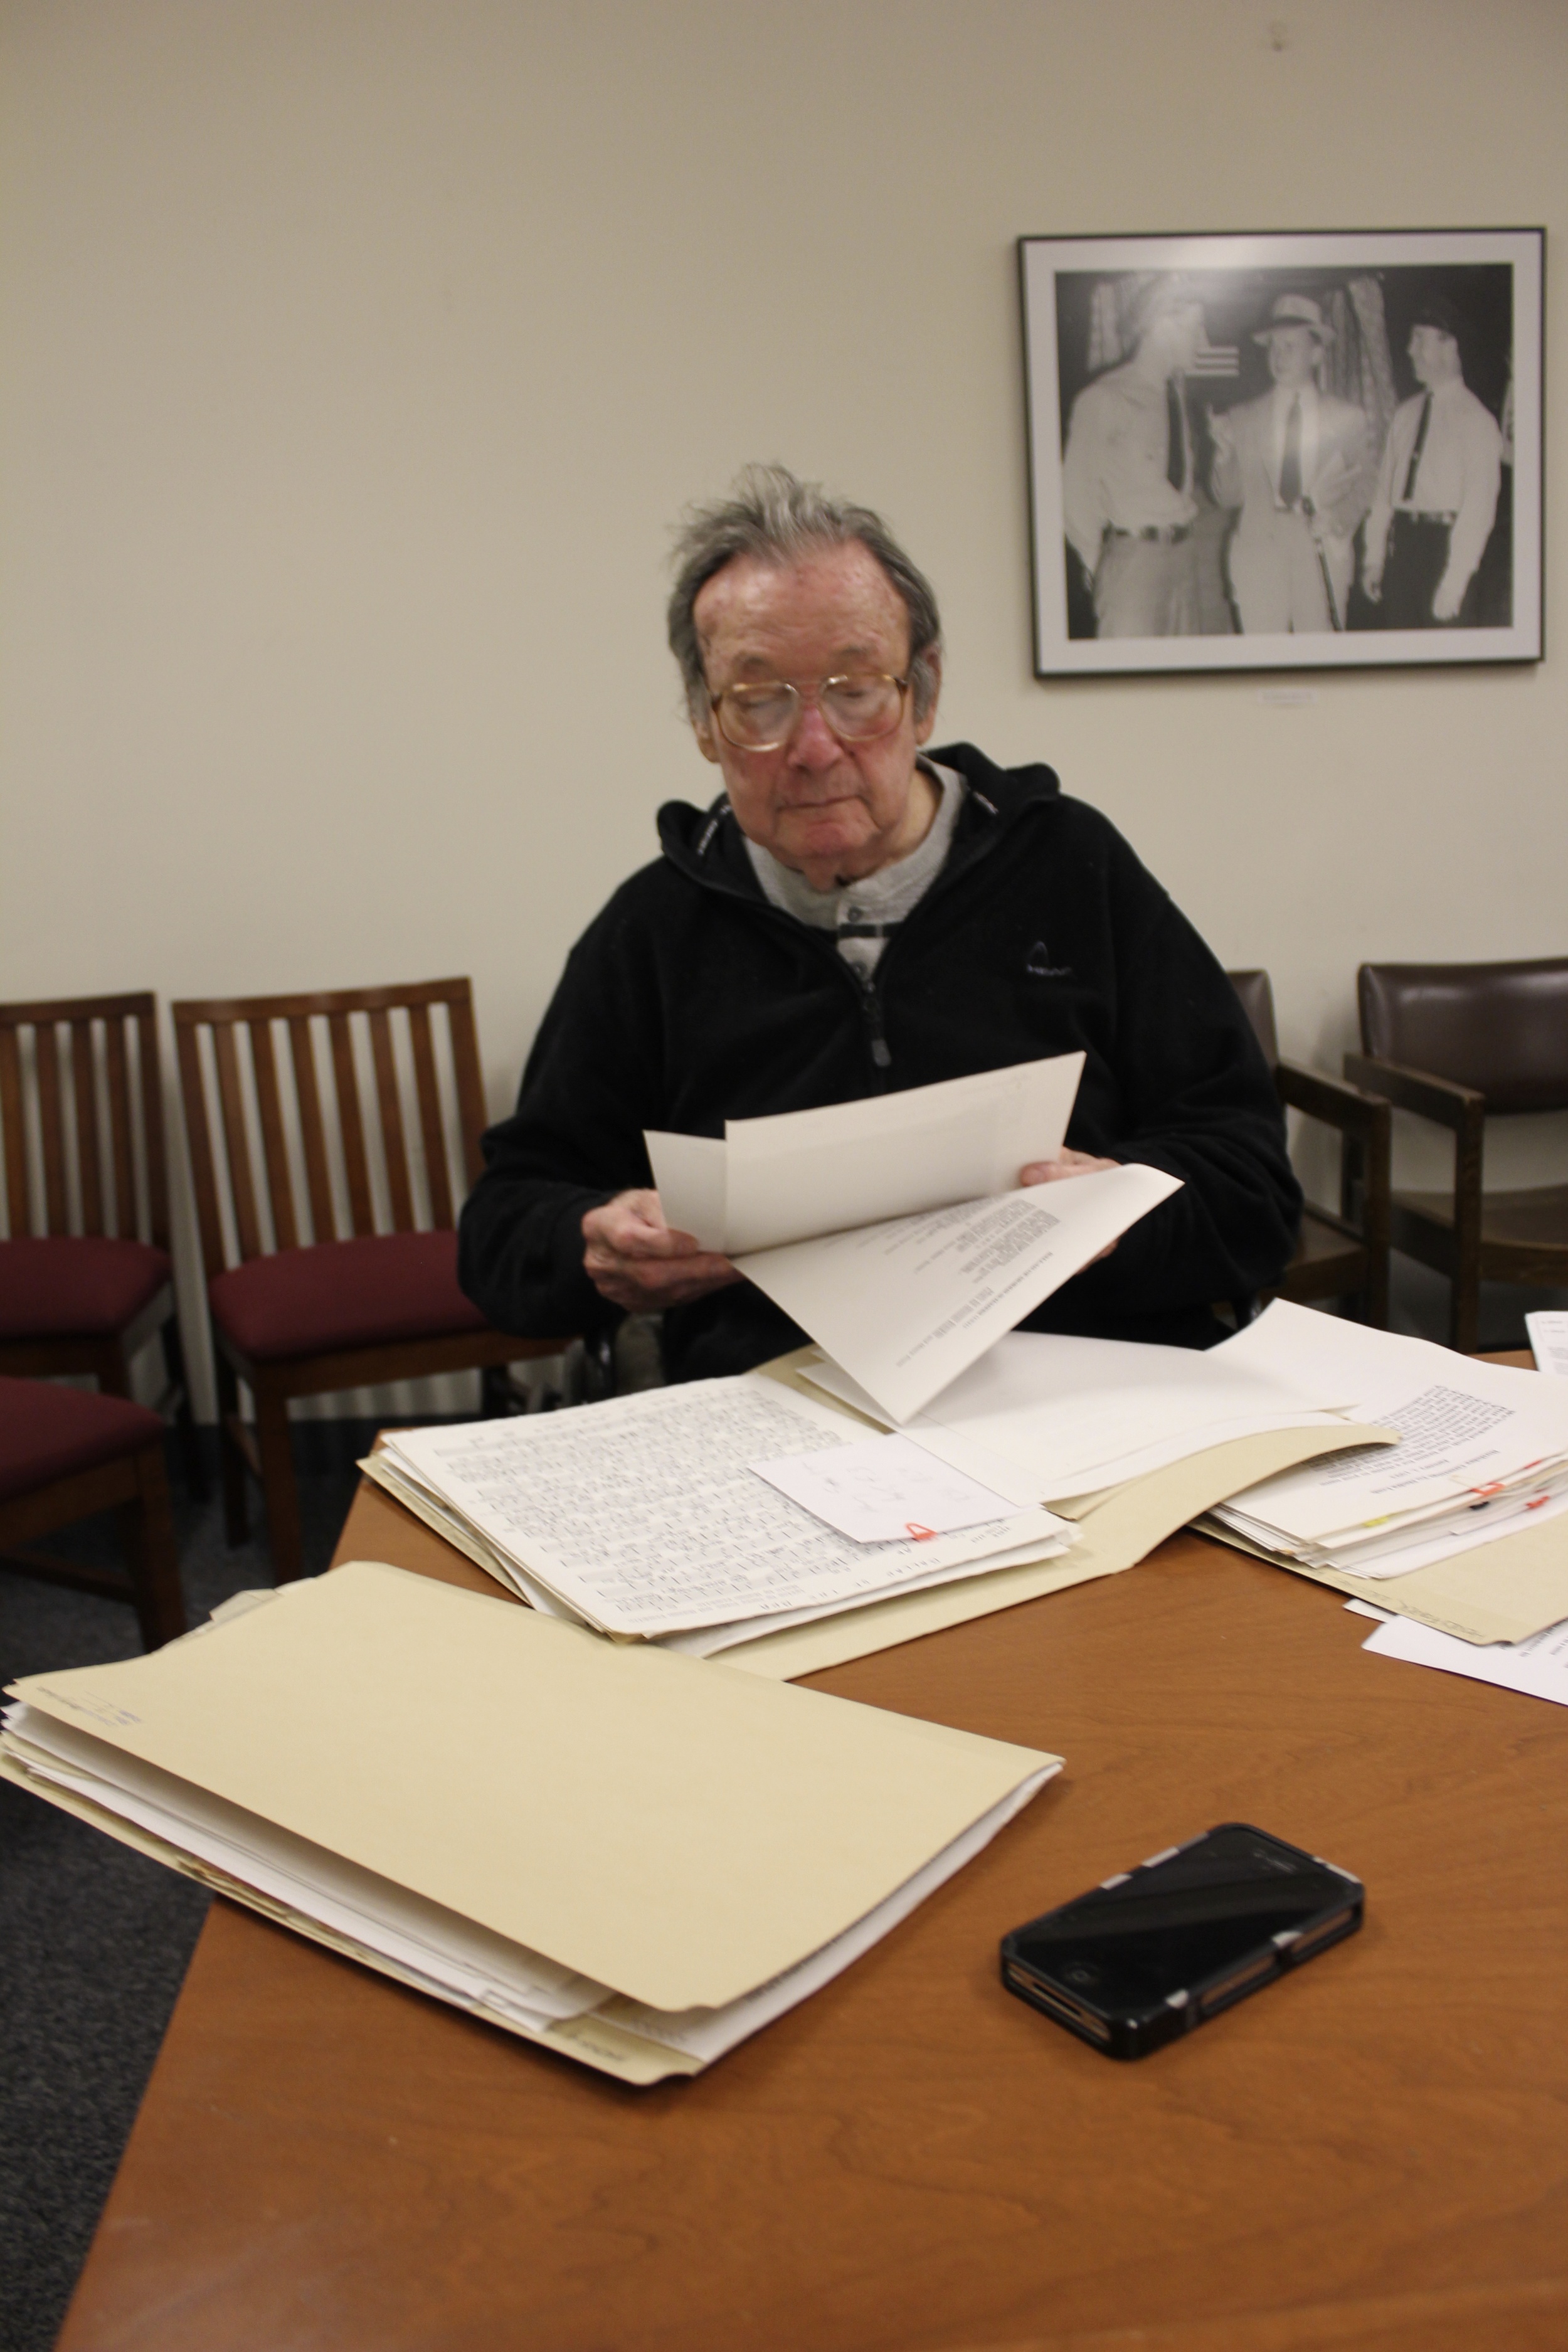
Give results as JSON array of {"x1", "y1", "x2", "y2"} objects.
[{"x1": 3, "y1": 0, "x2": 1564, "y2": 1410}]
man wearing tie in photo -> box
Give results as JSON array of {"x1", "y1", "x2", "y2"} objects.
[
  {"x1": 1363, "y1": 292, "x2": 1503, "y2": 627},
  {"x1": 1060, "y1": 277, "x2": 1206, "y2": 637},
  {"x1": 1210, "y1": 294, "x2": 1374, "y2": 634}
]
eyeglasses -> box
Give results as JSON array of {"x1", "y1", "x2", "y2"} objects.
[{"x1": 706, "y1": 672, "x2": 910, "y2": 753}]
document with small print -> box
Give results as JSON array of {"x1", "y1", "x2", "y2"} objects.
[
  {"x1": 378, "y1": 1380, "x2": 1075, "y2": 1639},
  {"x1": 739, "y1": 1162, "x2": 1183, "y2": 1424}
]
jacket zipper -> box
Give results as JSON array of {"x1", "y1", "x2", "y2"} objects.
[{"x1": 674, "y1": 783, "x2": 1030, "y2": 1092}]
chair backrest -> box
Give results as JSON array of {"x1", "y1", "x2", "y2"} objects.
[
  {"x1": 0, "y1": 992, "x2": 171, "y2": 1248},
  {"x1": 1358, "y1": 960, "x2": 1568, "y2": 1113},
  {"x1": 1226, "y1": 970, "x2": 1279, "y2": 1067},
  {"x1": 171, "y1": 978, "x2": 490, "y2": 1277}
]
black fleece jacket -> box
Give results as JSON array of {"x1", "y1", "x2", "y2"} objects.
[{"x1": 458, "y1": 743, "x2": 1301, "y2": 1380}]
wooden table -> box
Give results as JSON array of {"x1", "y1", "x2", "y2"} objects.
[{"x1": 59, "y1": 1465, "x2": 1568, "y2": 2351}]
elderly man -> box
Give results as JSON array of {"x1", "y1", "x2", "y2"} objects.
[
  {"x1": 1364, "y1": 294, "x2": 1503, "y2": 627},
  {"x1": 1060, "y1": 278, "x2": 1208, "y2": 637},
  {"x1": 459, "y1": 467, "x2": 1300, "y2": 1382},
  {"x1": 1210, "y1": 293, "x2": 1374, "y2": 633}
]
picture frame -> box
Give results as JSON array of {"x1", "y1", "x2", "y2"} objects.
[{"x1": 1019, "y1": 228, "x2": 1542, "y2": 677}]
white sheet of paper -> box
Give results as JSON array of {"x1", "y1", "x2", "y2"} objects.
[
  {"x1": 1527, "y1": 1311, "x2": 1568, "y2": 1380},
  {"x1": 800, "y1": 1318, "x2": 1335, "y2": 1499},
  {"x1": 380, "y1": 1382, "x2": 1071, "y2": 1637},
  {"x1": 647, "y1": 1054, "x2": 1083, "y2": 1257},
  {"x1": 644, "y1": 1131, "x2": 726, "y2": 1251},
  {"x1": 739, "y1": 1162, "x2": 1182, "y2": 1426},
  {"x1": 1361, "y1": 1608, "x2": 1568, "y2": 1705},
  {"x1": 750, "y1": 1433, "x2": 1021, "y2": 1544}
]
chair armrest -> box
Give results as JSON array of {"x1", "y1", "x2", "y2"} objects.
[
  {"x1": 1342, "y1": 1052, "x2": 1485, "y2": 1136},
  {"x1": 1277, "y1": 1059, "x2": 1389, "y2": 1143}
]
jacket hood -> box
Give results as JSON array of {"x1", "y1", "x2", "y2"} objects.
[{"x1": 655, "y1": 741, "x2": 1062, "y2": 884}]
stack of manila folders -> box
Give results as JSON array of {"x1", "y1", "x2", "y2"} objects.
[{"x1": 0, "y1": 1562, "x2": 1061, "y2": 2083}]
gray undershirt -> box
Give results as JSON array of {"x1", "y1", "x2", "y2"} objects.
[{"x1": 743, "y1": 760, "x2": 963, "y2": 979}]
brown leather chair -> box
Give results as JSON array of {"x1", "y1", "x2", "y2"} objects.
[
  {"x1": 1345, "y1": 958, "x2": 1568, "y2": 1353},
  {"x1": 0, "y1": 992, "x2": 202, "y2": 1490},
  {"x1": 173, "y1": 977, "x2": 571, "y2": 1583},
  {"x1": 0, "y1": 1375, "x2": 186, "y2": 1648},
  {"x1": 1228, "y1": 971, "x2": 1391, "y2": 1324}
]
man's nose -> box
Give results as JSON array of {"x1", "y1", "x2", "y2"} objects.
[{"x1": 788, "y1": 699, "x2": 844, "y2": 767}]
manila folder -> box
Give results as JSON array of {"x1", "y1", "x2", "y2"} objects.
[{"x1": 4, "y1": 1561, "x2": 1055, "y2": 2021}]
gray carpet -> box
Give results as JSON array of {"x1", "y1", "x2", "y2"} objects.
[{"x1": 0, "y1": 1429, "x2": 370, "y2": 2352}]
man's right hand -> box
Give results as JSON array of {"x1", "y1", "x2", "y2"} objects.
[
  {"x1": 1362, "y1": 561, "x2": 1383, "y2": 603},
  {"x1": 581, "y1": 1190, "x2": 741, "y2": 1313}
]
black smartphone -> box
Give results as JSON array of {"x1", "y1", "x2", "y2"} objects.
[{"x1": 1000, "y1": 1823, "x2": 1363, "y2": 2060}]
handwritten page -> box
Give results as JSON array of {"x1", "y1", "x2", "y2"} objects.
[
  {"x1": 740, "y1": 1162, "x2": 1182, "y2": 1425},
  {"x1": 750, "y1": 1433, "x2": 1022, "y2": 1544},
  {"x1": 647, "y1": 1055, "x2": 1083, "y2": 1256},
  {"x1": 380, "y1": 1382, "x2": 1073, "y2": 1638}
]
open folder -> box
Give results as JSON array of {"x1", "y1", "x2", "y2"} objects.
[
  {"x1": 647, "y1": 1057, "x2": 1182, "y2": 1422},
  {"x1": 0, "y1": 1562, "x2": 1060, "y2": 2084}
]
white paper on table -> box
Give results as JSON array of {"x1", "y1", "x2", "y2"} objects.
[
  {"x1": 1527, "y1": 1311, "x2": 1568, "y2": 1380},
  {"x1": 800, "y1": 1320, "x2": 1338, "y2": 1500},
  {"x1": 379, "y1": 1381, "x2": 1071, "y2": 1638},
  {"x1": 1360, "y1": 1608, "x2": 1568, "y2": 1705},
  {"x1": 750, "y1": 1433, "x2": 1022, "y2": 1544},
  {"x1": 646, "y1": 1054, "x2": 1083, "y2": 1256},
  {"x1": 739, "y1": 1162, "x2": 1182, "y2": 1428}
]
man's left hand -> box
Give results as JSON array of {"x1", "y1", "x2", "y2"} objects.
[{"x1": 1020, "y1": 1147, "x2": 1121, "y2": 1263}]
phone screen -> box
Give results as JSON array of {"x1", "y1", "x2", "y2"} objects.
[{"x1": 1003, "y1": 1825, "x2": 1360, "y2": 2050}]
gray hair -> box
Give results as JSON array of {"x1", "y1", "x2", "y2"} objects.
[{"x1": 667, "y1": 463, "x2": 943, "y2": 725}]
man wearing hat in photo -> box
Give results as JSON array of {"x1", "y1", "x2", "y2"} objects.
[
  {"x1": 1209, "y1": 292, "x2": 1374, "y2": 634},
  {"x1": 1363, "y1": 291, "x2": 1503, "y2": 627},
  {"x1": 1061, "y1": 275, "x2": 1207, "y2": 637}
]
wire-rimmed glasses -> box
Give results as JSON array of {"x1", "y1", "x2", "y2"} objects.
[{"x1": 707, "y1": 672, "x2": 910, "y2": 753}]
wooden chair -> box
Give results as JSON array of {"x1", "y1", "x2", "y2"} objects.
[
  {"x1": 172, "y1": 977, "x2": 568, "y2": 1582},
  {"x1": 0, "y1": 1375, "x2": 186, "y2": 1648},
  {"x1": 0, "y1": 992, "x2": 201, "y2": 1489},
  {"x1": 1346, "y1": 958, "x2": 1568, "y2": 1354},
  {"x1": 1228, "y1": 971, "x2": 1391, "y2": 1324}
]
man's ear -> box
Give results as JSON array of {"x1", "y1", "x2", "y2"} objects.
[
  {"x1": 692, "y1": 706, "x2": 722, "y2": 764},
  {"x1": 913, "y1": 651, "x2": 943, "y2": 748}
]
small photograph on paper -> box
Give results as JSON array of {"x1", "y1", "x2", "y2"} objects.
[{"x1": 750, "y1": 1433, "x2": 1020, "y2": 1545}]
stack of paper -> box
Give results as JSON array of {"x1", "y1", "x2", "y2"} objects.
[
  {"x1": 366, "y1": 1303, "x2": 1394, "y2": 1683},
  {"x1": 647, "y1": 1057, "x2": 1183, "y2": 1422},
  {"x1": 0, "y1": 1563, "x2": 1060, "y2": 2082},
  {"x1": 1197, "y1": 1303, "x2": 1568, "y2": 1646},
  {"x1": 366, "y1": 1372, "x2": 1081, "y2": 1658}
]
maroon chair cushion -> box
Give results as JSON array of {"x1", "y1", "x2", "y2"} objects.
[
  {"x1": 0, "y1": 1375, "x2": 167, "y2": 1503},
  {"x1": 0, "y1": 1236, "x2": 172, "y2": 1340},
  {"x1": 208, "y1": 1230, "x2": 492, "y2": 1363}
]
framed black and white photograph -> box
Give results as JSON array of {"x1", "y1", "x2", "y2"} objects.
[{"x1": 1019, "y1": 228, "x2": 1542, "y2": 677}]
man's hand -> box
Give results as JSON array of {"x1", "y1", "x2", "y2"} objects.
[
  {"x1": 581, "y1": 1190, "x2": 741, "y2": 1313},
  {"x1": 1020, "y1": 1147, "x2": 1121, "y2": 1263},
  {"x1": 1362, "y1": 559, "x2": 1384, "y2": 603},
  {"x1": 1431, "y1": 570, "x2": 1465, "y2": 622}
]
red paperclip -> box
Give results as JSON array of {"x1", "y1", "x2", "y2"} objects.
[{"x1": 904, "y1": 1522, "x2": 936, "y2": 1541}]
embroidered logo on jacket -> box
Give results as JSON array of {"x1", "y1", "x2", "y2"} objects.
[{"x1": 1025, "y1": 940, "x2": 1073, "y2": 978}]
